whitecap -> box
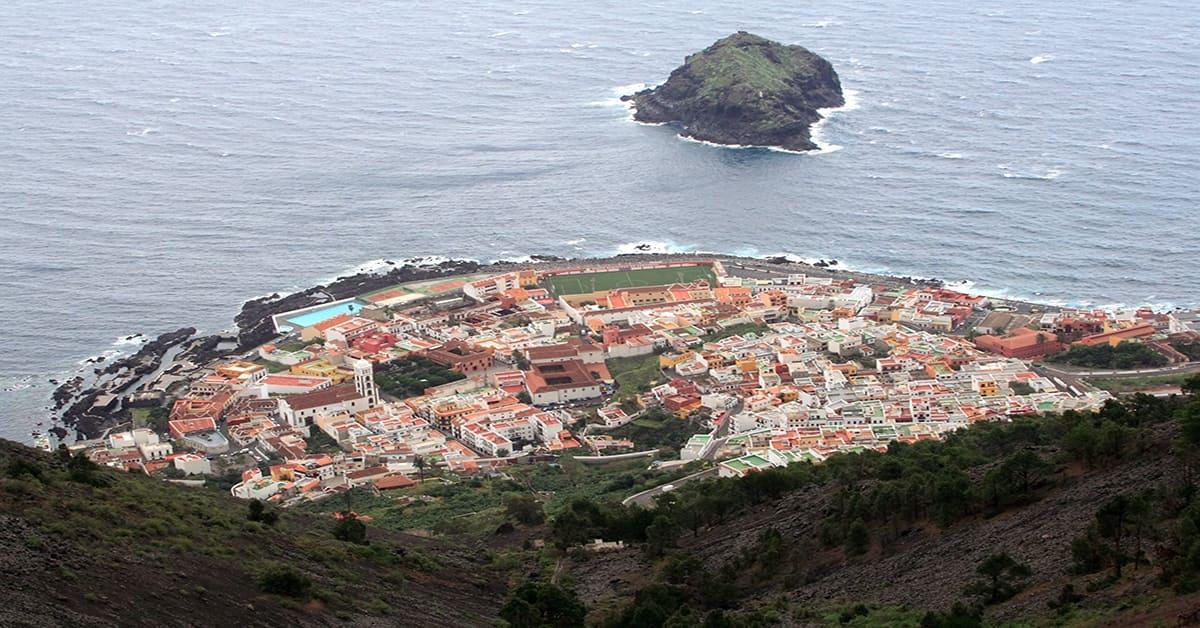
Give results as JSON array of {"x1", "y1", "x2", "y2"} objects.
[
  {"x1": 612, "y1": 241, "x2": 695, "y2": 256},
  {"x1": 490, "y1": 254, "x2": 536, "y2": 264},
  {"x1": 565, "y1": 238, "x2": 587, "y2": 246},
  {"x1": 809, "y1": 88, "x2": 860, "y2": 154},
  {"x1": 490, "y1": 31, "x2": 516, "y2": 38},
  {"x1": 1030, "y1": 55, "x2": 1053, "y2": 64},
  {"x1": 937, "y1": 152, "x2": 964, "y2": 160},
  {"x1": 1001, "y1": 167, "x2": 1064, "y2": 181},
  {"x1": 113, "y1": 334, "x2": 147, "y2": 347}
]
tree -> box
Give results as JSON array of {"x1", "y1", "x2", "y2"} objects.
[
  {"x1": 983, "y1": 449, "x2": 1051, "y2": 510},
  {"x1": 503, "y1": 493, "x2": 545, "y2": 525},
  {"x1": 499, "y1": 581, "x2": 587, "y2": 628},
  {"x1": 645, "y1": 514, "x2": 679, "y2": 558},
  {"x1": 511, "y1": 350, "x2": 531, "y2": 371},
  {"x1": 846, "y1": 519, "x2": 870, "y2": 556},
  {"x1": 413, "y1": 455, "x2": 428, "y2": 482},
  {"x1": 964, "y1": 552, "x2": 1032, "y2": 604},
  {"x1": 333, "y1": 511, "x2": 368, "y2": 545},
  {"x1": 920, "y1": 602, "x2": 982, "y2": 628},
  {"x1": 247, "y1": 499, "x2": 279, "y2": 526},
  {"x1": 1093, "y1": 493, "x2": 1151, "y2": 578}
]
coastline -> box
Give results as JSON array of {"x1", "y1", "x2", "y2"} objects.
[{"x1": 42, "y1": 251, "x2": 1075, "y2": 443}]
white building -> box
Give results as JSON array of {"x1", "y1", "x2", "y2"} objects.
[{"x1": 173, "y1": 453, "x2": 212, "y2": 476}]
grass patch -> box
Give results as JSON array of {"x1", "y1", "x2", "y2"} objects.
[
  {"x1": 609, "y1": 409, "x2": 704, "y2": 458},
  {"x1": 608, "y1": 353, "x2": 664, "y2": 403},
  {"x1": 547, "y1": 265, "x2": 716, "y2": 296},
  {"x1": 374, "y1": 356, "x2": 465, "y2": 398},
  {"x1": 1049, "y1": 342, "x2": 1168, "y2": 369},
  {"x1": 1088, "y1": 373, "x2": 1192, "y2": 394},
  {"x1": 704, "y1": 322, "x2": 772, "y2": 342}
]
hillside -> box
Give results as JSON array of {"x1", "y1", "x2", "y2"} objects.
[
  {"x1": 0, "y1": 440, "x2": 502, "y2": 627},
  {"x1": 623, "y1": 32, "x2": 844, "y2": 151},
  {"x1": 551, "y1": 379, "x2": 1200, "y2": 626}
]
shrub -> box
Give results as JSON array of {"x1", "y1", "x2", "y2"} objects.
[
  {"x1": 257, "y1": 564, "x2": 312, "y2": 598},
  {"x1": 333, "y1": 511, "x2": 368, "y2": 545}
]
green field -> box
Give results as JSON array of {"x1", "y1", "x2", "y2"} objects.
[{"x1": 547, "y1": 265, "x2": 716, "y2": 296}]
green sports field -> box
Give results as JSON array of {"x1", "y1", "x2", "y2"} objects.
[{"x1": 547, "y1": 265, "x2": 717, "y2": 295}]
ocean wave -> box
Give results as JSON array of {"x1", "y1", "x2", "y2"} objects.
[
  {"x1": 809, "y1": 88, "x2": 861, "y2": 154},
  {"x1": 1, "y1": 375, "x2": 38, "y2": 394},
  {"x1": 937, "y1": 152, "x2": 965, "y2": 160},
  {"x1": 1000, "y1": 167, "x2": 1064, "y2": 181},
  {"x1": 490, "y1": 254, "x2": 537, "y2": 264},
  {"x1": 757, "y1": 252, "x2": 845, "y2": 269},
  {"x1": 611, "y1": 241, "x2": 696, "y2": 255},
  {"x1": 802, "y1": 18, "x2": 840, "y2": 28},
  {"x1": 113, "y1": 334, "x2": 147, "y2": 347},
  {"x1": 565, "y1": 238, "x2": 586, "y2": 246},
  {"x1": 590, "y1": 82, "x2": 658, "y2": 119},
  {"x1": 1030, "y1": 55, "x2": 1054, "y2": 65},
  {"x1": 323, "y1": 255, "x2": 481, "y2": 284}
]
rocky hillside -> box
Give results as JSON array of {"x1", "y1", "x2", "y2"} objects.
[
  {"x1": 556, "y1": 382, "x2": 1200, "y2": 626},
  {"x1": 0, "y1": 440, "x2": 502, "y2": 627},
  {"x1": 624, "y1": 32, "x2": 844, "y2": 151}
]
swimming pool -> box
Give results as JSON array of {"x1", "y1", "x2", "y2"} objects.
[{"x1": 284, "y1": 301, "x2": 364, "y2": 329}]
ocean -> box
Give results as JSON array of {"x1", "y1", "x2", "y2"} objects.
[{"x1": 1, "y1": 0, "x2": 1198, "y2": 440}]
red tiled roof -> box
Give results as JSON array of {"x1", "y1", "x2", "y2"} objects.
[{"x1": 286, "y1": 383, "x2": 363, "y2": 411}]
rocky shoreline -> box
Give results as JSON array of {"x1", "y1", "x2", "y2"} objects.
[{"x1": 46, "y1": 252, "x2": 1040, "y2": 441}]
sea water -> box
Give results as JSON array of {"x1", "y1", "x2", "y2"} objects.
[{"x1": 1, "y1": 0, "x2": 1198, "y2": 438}]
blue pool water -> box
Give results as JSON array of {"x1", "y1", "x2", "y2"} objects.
[{"x1": 282, "y1": 301, "x2": 364, "y2": 330}]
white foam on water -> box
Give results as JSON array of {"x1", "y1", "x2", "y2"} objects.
[
  {"x1": 809, "y1": 88, "x2": 860, "y2": 154},
  {"x1": 1030, "y1": 55, "x2": 1053, "y2": 64},
  {"x1": 1000, "y1": 167, "x2": 1064, "y2": 181},
  {"x1": 758, "y1": 252, "x2": 840, "y2": 268},
  {"x1": 490, "y1": 31, "x2": 515, "y2": 38},
  {"x1": 112, "y1": 334, "x2": 146, "y2": 347},
  {"x1": 612, "y1": 241, "x2": 695, "y2": 255},
  {"x1": 565, "y1": 238, "x2": 586, "y2": 246},
  {"x1": 319, "y1": 255, "x2": 481, "y2": 286},
  {"x1": 937, "y1": 152, "x2": 965, "y2": 159},
  {"x1": 490, "y1": 254, "x2": 536, "y2": 264}
]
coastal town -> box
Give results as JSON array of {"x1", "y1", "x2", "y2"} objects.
[{"x1": 58, "y1": 257, "x2": 1200, "y2": 506}]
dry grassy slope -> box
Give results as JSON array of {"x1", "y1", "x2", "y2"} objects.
[
  {"x1": 0, "y1": 439, "x2": 502, "y2": 628},
  {"x1": 570, "y1": 423, "x2": 1200, "y2": 625}
]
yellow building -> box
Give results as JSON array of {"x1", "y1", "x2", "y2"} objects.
[
  {"x1": 291, "y1": 359, "x2": 351, "y2": 384},
  {"x1": 215, "y1": 360, "x2": 266, "y2": 383},
  {"x1": 659, "y1": 351, "x2": 693, "y2": 369},
  {"x1": 736, "y1": 357, "x2": 759, "y2": 374}
]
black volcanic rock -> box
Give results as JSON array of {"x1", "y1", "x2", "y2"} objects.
[{"x1": 623, "y1": 31, "x2": 844, "y2": 151}]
